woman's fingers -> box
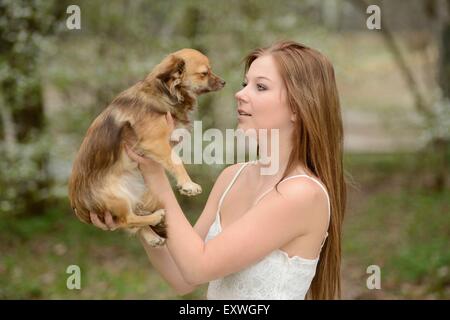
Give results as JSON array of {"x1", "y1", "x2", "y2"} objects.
[
  {"x1": 90, "y1": 212, "x2": 117, "y2": 231},
  {"x1": 125, "y1": 144, "x2": 144, "y2": 163},
  {"x1": 104, "y1": 211, "x2": 118, "y2": 231},
  {"x1": 90, "y1": 212, "x2": 109, "y2": 231}
]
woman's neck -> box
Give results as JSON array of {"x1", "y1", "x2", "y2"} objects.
[{"x1": 256, "y1": 128, "x2": 301, "y2": 177}]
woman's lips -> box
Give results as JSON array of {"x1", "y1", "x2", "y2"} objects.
[{"x1": 237, "y1": 110, "x2": 252, "y2": 116}]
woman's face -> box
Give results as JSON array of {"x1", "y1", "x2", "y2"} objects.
[{"x1": 235, "y1": 54, "x2": 294, "y2": 133}]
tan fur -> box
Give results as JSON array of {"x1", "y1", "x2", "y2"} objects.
[{"x1": 68, "y1": 49, "x2": 225, "y2": 246}]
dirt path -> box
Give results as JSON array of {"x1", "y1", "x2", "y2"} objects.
[{"x1": 343, "y1": 109, "x2": 422, "y2": 153}]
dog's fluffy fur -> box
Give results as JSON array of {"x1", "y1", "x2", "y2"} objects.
[{"x1": 68, "y1": 49, "x2": 225, "y2": 246}]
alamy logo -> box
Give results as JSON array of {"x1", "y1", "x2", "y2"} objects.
[
  {"x1": 366, "y1": 5, "x2": 381, "y2": 30},
  {"x1": 66, "y1": 265, "x2": 81, "y2": 290},
  {"x1": 66, "y1": 5, "x2": 81, "y2": 30},
  {"x1": 171, "y1": 121, "x2": 280, "y2": 175},
  {"x1": 366, "y1": 265, "x2": 381, "y2": 290}
]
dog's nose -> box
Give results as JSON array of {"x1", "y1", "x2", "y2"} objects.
[{"x1": 220, "y1": 79, "x2": 226, "y2": 86}]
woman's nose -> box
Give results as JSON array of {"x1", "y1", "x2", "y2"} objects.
[{"x1": 235, "y1": 87, "x2": 247, "y2": 102}]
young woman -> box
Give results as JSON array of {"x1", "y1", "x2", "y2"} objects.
[{"x1": 89, "y1": 40, "x2": 346, "y2": 299}]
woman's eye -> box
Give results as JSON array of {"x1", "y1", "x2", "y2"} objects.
[
  {"x1": 241, "y1": 82, "x2": 247, "y2": 88},
  {"x1": 256, "y1": 84, "x2": 266, "y2": 91}
]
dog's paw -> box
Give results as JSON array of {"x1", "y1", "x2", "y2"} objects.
[
  {"x1": 178, "y1": 181, "x2": 202, "y2": 196},
  {"x1": 147, "y1": 236, "x2": 166, "y2": 247},
  {"x1": 149, "y1": 208, "x2": 165, "y2": 225},
  {"x1": 139, "y1": 226, "x2": 166, "y2": 247},
  {"x1": 135, "y1": 203, "x2": 149, "y2": 216}
]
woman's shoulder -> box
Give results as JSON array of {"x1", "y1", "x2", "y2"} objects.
[
  {"x1": 216, "y1": 162, "x2": 249, "y2": 186},
  {"x1": 205, "y1": 162, "x2": 250, "y2": 210},
  {"x1": 280, "y1": 165, "x2": 329, "y2": 200},
  {"x1": 278, "y1": 175, "x2": 328, "y2": 202},
  {"x1": 275, "y1": 175, "x2": 330, "y2": 228},
  {"x1": 224, "y1": 161, "x2": 256, "y2": 175}
]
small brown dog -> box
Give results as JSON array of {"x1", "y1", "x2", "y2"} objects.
[{"x1": 68, "y1": 49, "x2": 225, "y2": 246}]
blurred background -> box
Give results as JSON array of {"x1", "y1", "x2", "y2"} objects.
[{"x1": 0, "y1": 0, "x2": 449, "y2": 299}]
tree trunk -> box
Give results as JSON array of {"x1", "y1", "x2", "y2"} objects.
[
  {"x1": 434, "y1": 5, "x2": 450, "y2": 191},
  {"x1": 439, "y1": 14, "x2": 450, "y2": 99}
]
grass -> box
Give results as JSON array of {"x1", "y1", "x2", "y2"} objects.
[
  {"x1": 342, "y1": 153, "x2": 450, "y2": 299},
  {"x1": 0, "y1": 205, "x2": 208, "y2": 299}
]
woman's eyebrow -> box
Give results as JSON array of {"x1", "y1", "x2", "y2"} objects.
[{"x1": 244, "y1": 75, "x2": 272, "y2": 82}]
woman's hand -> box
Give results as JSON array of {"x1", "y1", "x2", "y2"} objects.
[
  {"x1": 89, "y1": 212, "x2": 162, "y2": 243},
  {"x1": 90, "y1": 211, "x2": 118, "y2": 231},
  {"x1": 125, "y1": 144, "x2": 164, "y2": 176}
]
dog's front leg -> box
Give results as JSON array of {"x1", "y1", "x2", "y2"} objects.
[
  {"x1": 134, "y1": 114, "x2": 202, "y2": 196},
  {"x1": 141, "y1": 138, "x2": 202, "y2": 197}
]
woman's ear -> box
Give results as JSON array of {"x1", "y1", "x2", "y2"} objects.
[{"x1": 290, "y1": 112, "x2": 297, "y2": 122}]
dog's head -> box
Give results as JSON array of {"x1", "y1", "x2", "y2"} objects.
[{"x1": 152, "y1": 48, "x2": 225, "y2": 104}]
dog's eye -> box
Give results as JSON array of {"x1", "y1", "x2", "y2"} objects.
[{"x1": 201, "y1": 72, "x2": 208, "y2": 77}]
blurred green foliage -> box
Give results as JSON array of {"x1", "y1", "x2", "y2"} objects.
[
  {"x1": 0, "y1": 0, "x2": 448, "y2": 299},
  {"x1": 343, "y1": 153, "x2": 450, "y2": 299},
  {"x1": 0, "y1": 0, "x2": 67, "y2": 217}
]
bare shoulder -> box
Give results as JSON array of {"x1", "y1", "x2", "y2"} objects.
[
  {"x1": 278, "y1": 176, "x2": 328, "y2": 200},
  {"x1": 214, "y1": 162, "x2": 246, "y2": 189},
  {"x1": 193, "y1": 163, "x2": 248, "y2": 238},
  {"x1": 275, "y1": 176, "x2": 330, "y2": 229},
  {"x1": 203, "y1": 162, "x2": 248, "y2": 207}
]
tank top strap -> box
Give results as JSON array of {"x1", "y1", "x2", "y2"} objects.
[
  {"x1": 217, "y1": 161, "x2": 254, "y2": 211},
  {"x1": 253, "y1": 174, "x2": 330, "y2": 212},
  {"x1": 278, "y1": 174, "x2": 331, "y2": 224},
  {"x1": 282, "y1": 174, "x2": 331, "y2": 250}
]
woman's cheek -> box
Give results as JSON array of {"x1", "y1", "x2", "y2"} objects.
[
  {"x1": 254, "y1": 99, "x2": 280, "y2": 129},
  {"x1": 262, "y1": 106, "x2": 282, "y2": 129},
  {"x1": 254, "y1": 117, "x2": 275, "y2": 131}
]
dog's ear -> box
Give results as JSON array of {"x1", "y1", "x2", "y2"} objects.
[
  {"x1": 121, "y1": 121, "x2": 139, "y2": 148},
  {"x1": 156, "y1": 55, "x2": 186, "y2": 103},
  {"x1": 157, "y1": 55, "x2": 185, "y2": 82}
]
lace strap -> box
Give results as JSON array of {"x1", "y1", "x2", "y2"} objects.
[{"x1": 217, "y1": 162, "x2": 252, "y2": 212}]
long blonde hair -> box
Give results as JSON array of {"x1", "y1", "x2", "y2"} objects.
[{"x1": 243, "y1": 41, "x2": 346, "y2": 299}]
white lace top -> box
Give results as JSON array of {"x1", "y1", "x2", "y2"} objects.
[{"x1": 205, "y1": 161, "x2": 331, "y2": 300}]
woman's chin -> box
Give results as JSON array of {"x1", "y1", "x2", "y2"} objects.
[
  {"x1": 237, "y1": 123, "x2": 251, "y2": 132},
  {"x1": 237, "y1": 119, "x2": 252, "y2": 130}
]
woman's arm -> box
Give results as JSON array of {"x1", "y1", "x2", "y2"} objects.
[
  {"x1": 141, "y1": 162, "x2": 328, "y2": 286},
  {"x1": 90, "y1": 160, "x2": 243, "y2": 296},
  {"x1": 128, "y1": 112, "x2": 328, "y2": 287},
  {"x1": 90, "y1": 211, "x2": 195, "y2": 295},
  {"x1": 135, "y1": 163, "x2": 242, "y2": 295},
  {"x1": 138, "y1": 233, "x2": 196, "y2": 295}
]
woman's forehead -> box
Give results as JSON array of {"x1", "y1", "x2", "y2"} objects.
[{"x1": 246, "y1": 55, "x2": 280, "y2": 81}]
